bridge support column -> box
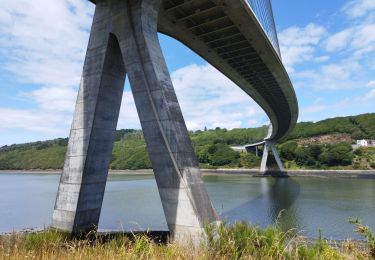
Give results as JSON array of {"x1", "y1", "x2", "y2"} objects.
[
  {"x1": 52, "y1": 2, "x2": 126, "y2": 233},
  {"x1": 260, "y1": 141, "x2": 284, "y2": 172},
  {"x1": 52, "y1": 0, "x2": 219, "y2": 243}
]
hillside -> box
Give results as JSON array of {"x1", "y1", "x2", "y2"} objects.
[
  {"x1": 0, "y1": 113, "x2": 375, "y2": 170},
  {"x1": 286, "y1": 113, "x2": 375, "y2": 141}
]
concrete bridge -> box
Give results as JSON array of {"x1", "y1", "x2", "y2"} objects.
[{"x1": 52, "y1": 0, "x2": 298, "y2": 242}]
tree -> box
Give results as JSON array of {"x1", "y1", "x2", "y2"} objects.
[
  {"x1": 279, "y1": 141, "x2": 298, "y2": 161},
  {"x1": 319, "y1": 142, "x2": 353, "y2": 166},
  {"x1": 239, "y1": 152, "x2": 260, "y2": 168},
  {"x1": 210, "y1": 143, "x2": 239, "y2": 166},
  {"x1": 295, "y1": 147, "x2": 316, "y2": 166},
  {"x1": 310, "y1": 144, "x2": 323, "y2": 160},
  {"x1": 195, "y1": 145, "x2": 211, "y2": 163}
]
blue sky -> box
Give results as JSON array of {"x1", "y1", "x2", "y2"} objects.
[{"x1": 0, "y1": 0, "x2": 374, "y2": 146}]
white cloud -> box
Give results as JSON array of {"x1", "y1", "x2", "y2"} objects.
[
  {"x1": 350, "y1": 23, "x2": 375, "y2": 56},
  {"x1": 325, "y1": 24, "x2": 375, "y2": 57},
  {"x1": 299, "y1": 98, "x2": 354, "y2": 121},
  {"x1": 26, "y1": 87, "x2": 77, "y2": 112},
  {"x1": 117, "y1": 90, "x2": 141, "y2": 129},
  {"x1": 325, "y1": 29, "x2": 353, "y2": 52},
  {"x1": 314, "y1": 56, "x2": 330, "y2": 63},
  {"x1": 0, "y1": 0, "x2": 93, "y2": 142},
  {"x1": 285, "y1": 1, "x2": 375, "y2": 92},
  {"x1": 170, "y1": 64, "x2": 265, "y2": 130},
  {"x1": 0, "y1": 0, "x2": 94, "y2": 89},
  {"x1": 301, "y1": 104, "x2": 328, "y2": 115},
  {"x1": 361, "y1": 89, "x2": 375, "y2": 101},
  {"x1": 295, "y1": 60, "x2": 363, "y2": 90},
  {"x1": 365, "y1": 89, "x2": 375, "y2": 100},
  {"x1": 278, "y1": 24, "x2": 326, "y2": 72},
  {"x1": 117, "y1": 64, "x2": 267, "y2": 131},
  {"x1": 0, "y1": 108, "x2": 71, "y2": 135},
  {"x1": 343, "y1": 0, "x2": 375, "y2": 18},
  {"x1": 368, "y1": 80, "x2": 375, "y2": 87}
]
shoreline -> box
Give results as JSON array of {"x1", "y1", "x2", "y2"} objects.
[{"x1": 1, "y1": 168, "x2": 375, "y2": 178}]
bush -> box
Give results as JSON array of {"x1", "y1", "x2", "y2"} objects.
[
  {"x1": 319, "y1": 142, "x2": 353, "y2": 166},
  {"x1": 239, "y1": 152, "x2": 260, "y2": 168},
  {"x1": 195, "y1": 145, "x2": 211, "y2": 163},
  {"x1": 295, "y1": 147, "x2": 316, "y2": 166},
  {"x1": 279, "y1": 142, "x2": 298, "y2": 161},
  {"x1": 210, "y1": 144, "x2": 240, "y2": 166},
  {"x1": 349, "y1": 218, "x2": 375, "y2": 257}
]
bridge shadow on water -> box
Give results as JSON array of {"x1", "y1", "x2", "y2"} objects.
[{"x1": 221, "y1": 176, "x2": 301, "y2": 232}]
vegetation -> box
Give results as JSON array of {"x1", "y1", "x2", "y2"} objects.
[
  {"x1": 0, "y1": 222, "x2": 373, "y2": 259},
  {"x1": 279, "y1": 142, "x2": 355, "y2": 169},
  {"x1": 352, "y1": 147, "x2": 375, "y2": 170},
  {"x1": 0, "y1": 113, "x2": 375, "y2": 170},
  {"x1": 285, "y1": 113, "x2": 375, "y2": 141},
  {"x1": 349, "y1": 218, "x2": 375, "y2": 257},
  {"x1": 111, "y1": 132, "x2": 151, "y2": 170}
]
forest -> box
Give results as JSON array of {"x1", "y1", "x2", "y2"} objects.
[{"x1": 0, "y1": 113, "x2": 375, "y2": 170}]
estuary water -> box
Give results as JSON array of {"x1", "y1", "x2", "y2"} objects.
[{"x1": 1, "y1": 172, "x2": 375, "y2": 240}]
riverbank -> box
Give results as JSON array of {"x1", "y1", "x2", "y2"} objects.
[
  {"x1": 2, "y1": 169, "x2": 375, "y2": 178},
  {"x1": 1, "y1": 223, "x2": 373, "y2": 259}
]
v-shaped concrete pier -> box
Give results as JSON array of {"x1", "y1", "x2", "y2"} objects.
[{"x1": 52, "y1": 0, "x2": 219, "y2": 242}]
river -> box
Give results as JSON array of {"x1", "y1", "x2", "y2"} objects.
[{"x1": 1, "y1": 172, "x2": 374, "y2": 240}]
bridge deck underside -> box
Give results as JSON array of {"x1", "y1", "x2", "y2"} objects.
[{"x1": 159, "y1": 0, "x2": 297, "y2": 141}]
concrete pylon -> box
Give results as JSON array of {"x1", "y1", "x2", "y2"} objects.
[
  {"x1": 52, "y1": 0, "x2": 219, "y2": 242},
  {"x1": 260, "y1": 141, "x2": 285, "y2": 172}
]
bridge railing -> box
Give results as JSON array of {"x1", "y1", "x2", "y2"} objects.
[{"x1": 246, "y1": 0, "x2": 281, "y2": 57}]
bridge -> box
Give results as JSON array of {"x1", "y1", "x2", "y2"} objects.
[{"x1": 52, "y1": 0, "x2": 298, "y2": 243}]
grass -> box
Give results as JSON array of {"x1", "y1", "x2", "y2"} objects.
[{"x1": 0, "y1": 222, "x2": 373, "y2": 259}]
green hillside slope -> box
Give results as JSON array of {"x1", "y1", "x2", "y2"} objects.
[{"x1": 0, "y1": 113, "x2": 374, "y2": 170}]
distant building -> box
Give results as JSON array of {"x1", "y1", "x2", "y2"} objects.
[
  {"x1": 356, "y1": 139, "x2": 375, "y2": 147},
  {"x1": 357, "y1": 139, "x2": 369, "y2": 146}
]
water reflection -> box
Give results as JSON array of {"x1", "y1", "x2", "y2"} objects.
[{"x1": 222, "y1": 177, "x2": 301, "y2": 232}]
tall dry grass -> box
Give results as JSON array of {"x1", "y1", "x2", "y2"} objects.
[{"x1": 0, "y1": 222, "x2": 372, "y2": 259}]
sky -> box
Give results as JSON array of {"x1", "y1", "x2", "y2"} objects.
[{"x1": 0, "y1": 0, "x2": 374, "y2": 146}]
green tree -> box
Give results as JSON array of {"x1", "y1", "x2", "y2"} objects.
[
  {"x1": 195, "y1": 144, "x2": 211, "y2": 163},
  {"x1": 295, "y1": 147, "x2": 316, "y2": 166},
  {"x1": 210, "y1": 143, "x2": 239, "y2": 166},
  {"x1": 310, "y1": 144, "x2": 323, "y2": 160},
  {"x1": 319, "y1": 142, "x2": 353, "y2": 166},
  {"x1": 239, "y1": 152, "x2": 260, "y2": 168},
  {"x1": 279, "y1": 141, "x2": 298, "y2": 161}
]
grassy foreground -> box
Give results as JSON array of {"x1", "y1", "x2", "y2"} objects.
[{"x1": 0, "y1": 222, "x2": 374, "y2": 259}]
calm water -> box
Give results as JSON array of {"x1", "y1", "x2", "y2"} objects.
[{"x1": 1, "y1": 172, "x2": 375, "y2": 240}]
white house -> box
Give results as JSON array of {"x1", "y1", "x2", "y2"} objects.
[{"x1": 357, "y1": 139, "x2": 369, "y2": 146}]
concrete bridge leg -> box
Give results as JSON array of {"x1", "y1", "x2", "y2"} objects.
[
  {"x1": 112, "y1": 0, "x2": 219, "y2": 242},
  {"x1": 52, "y1": 2, "x2": 126, "y2": 232},
  {"x1": 260, "y1": 141, "x2": 285, "y2": 172},
  {"x1": 52, "y1": 0, "x2": 219, "y2": 243}
]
